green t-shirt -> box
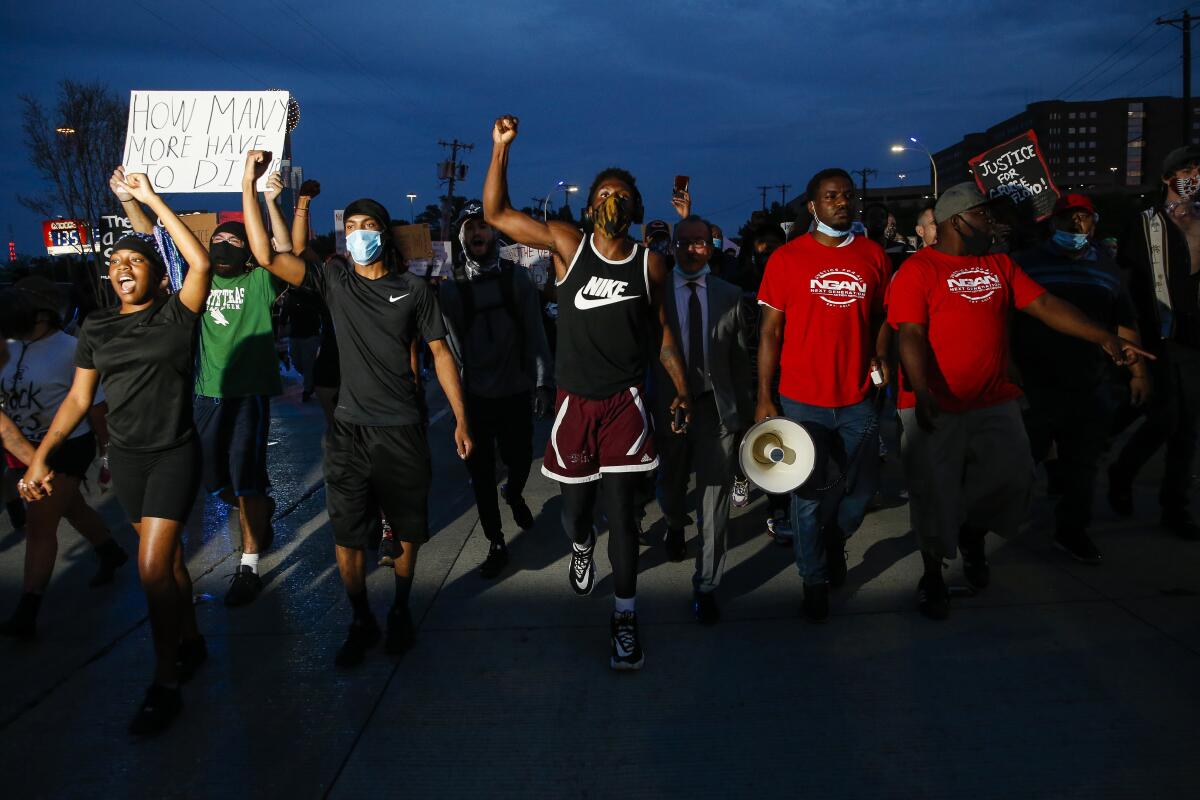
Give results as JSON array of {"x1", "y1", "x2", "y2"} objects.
[{"x1": 195, "y1": 267, "x2": 283, "y2": 398}]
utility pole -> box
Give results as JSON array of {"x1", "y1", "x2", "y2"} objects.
[
  {"x1": 437, "y1": 138, "x2": 474, "y2": 239},
  {"x1": 851, "y1": 168, "x2": 877, "y2": 213},
  {"x1": 1158, "y1": 10, "x2": 1198, "y2": 144},
  {"x1": 756, "y1": 185, "x2": 771, "y2": 211},
  {"x1": 774, "y1": 183, "x2": 792, "y2": 207}
]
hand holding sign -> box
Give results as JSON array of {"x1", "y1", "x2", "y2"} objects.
[
  {"x1": 243, "y1": 150, "x2": 273, "y2": 188},
  {"x1": 265, "y1": 172, "x2": 285, "y2": 202}
]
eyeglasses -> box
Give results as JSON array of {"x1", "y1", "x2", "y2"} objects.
[{"x1": 675, "y1": 238, "x2": 712, "y2": 251}]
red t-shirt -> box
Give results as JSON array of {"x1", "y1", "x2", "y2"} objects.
[
  {"x1": 886, "y1": 248, "x2": 1045, "y2": 412},
  {"x1": 758, "y1": 233, "x2": 891, "y2": 407}
]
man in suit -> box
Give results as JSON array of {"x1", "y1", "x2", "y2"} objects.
[{"x1": 651, "y1": 215, "x2": 753, "y2": 625}]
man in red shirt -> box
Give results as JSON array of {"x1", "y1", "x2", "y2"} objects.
[
  {"x1": 757, "y1": 168, "x2": 892, "y2": 623},
  {"x1": 888, "y1": 183, "x2": 1149, "y2": 620}
]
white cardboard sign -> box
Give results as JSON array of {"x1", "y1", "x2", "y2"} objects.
[{"x1": 122, "y1": 90, "x2": 290, "y2": 193}]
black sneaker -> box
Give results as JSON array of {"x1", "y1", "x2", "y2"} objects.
[
  {"x1": 664, "y1": 527, "x2": 687, "y2": 562},
  {"x1": 508, "y1": 496, "x2": 535, "y2": 530},
  {"x1": 334, "y1": 618, "x2": 381, "y2": 668},
  {"x1": 569, "y1": 541, "x2": 595, "y2": 595},
  {"x1": 128, "y1": 684, "x2": 182, "y2": 736},
  {"x1": 479, "y1": 541, "x2": 509, "y2": 578},
  {"x1": 824, "y1": 524, "x2": 847, "y2": 588},
  {"x1": 917, "y1": 573, "x2": 950, "y2": 620},
  {"x1": 693, "y1": 590, "x2": 720, "y2": 625},
  {"x1": 1053, "y1": 527, "x2": 1103, "y2": 565},
  {"x1": 176, "y1": 636, "x2": 208, "y2": 683},
  {"x1": 224, "y1": 565, "x2": 263, "y2": 607},
  {"x1": 1162, "y1": 509, "x2": 1200, "y2": 541},
  {"x1": 801, "y1": 582, "x2": 830, "y2": 624},
  {"x1": 89, "y1": 544, "x2": 129, "y2": 588},
  {"x1": 385, "y1": 607, "x2": 415, "y2": 655},
  {"x1": 1107, "y1": 465, "x2": 1133, "y2": 517},
  {"x1": 610, "y1": 610, "x2": 644, "y2": 670},
  {"x1": 958, "y1": 525, "x2": 990, "y2": 590}
]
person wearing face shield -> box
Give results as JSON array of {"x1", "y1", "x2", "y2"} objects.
[
  {"x1": 1012, "y1": 194, "x2": 1145, "y2": 566},
  {"x1": 484, "y1": 115, "x2": 693, "y2": 671},
  {"x1": 1109, "y1": 146, "x2": 1200, "y2": 541},
  {"x1": 438, "y1": 202, "x2": 554, "y2": 578},
  {"x1": 888, "y1": 183, "x2": 1152, "y2": 620}
]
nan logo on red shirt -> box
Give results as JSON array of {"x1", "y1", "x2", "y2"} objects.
[
  {"x1": 809, "y1": 268, "x2": 867, "y2": 307},
  {"x1": 946, "y1": 267, "x2": 1002, "y2": 303}
]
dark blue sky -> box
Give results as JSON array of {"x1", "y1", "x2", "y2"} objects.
[{"x1": 2, "y1": 0, "x2": 1192, "y2": 254}]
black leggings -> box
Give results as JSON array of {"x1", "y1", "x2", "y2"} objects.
[{"x1": 561, "y1": 473, "x2": 641, "y2": 599}]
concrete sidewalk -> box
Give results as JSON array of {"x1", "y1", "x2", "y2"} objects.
[{"x1": 0, "y1": 379, "x2": 1196, "y2": 799}]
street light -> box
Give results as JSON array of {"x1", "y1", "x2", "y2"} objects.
[
  {"x1": 406, "y1": 193, "x2": 417, "y2": 223},
  {"x1": 55, "y1": 126, "x2": 76, "y2": 135},
  {"x1": 543, "y1": 180, "x2": 578, "y2": 220},
  {"x1": 890, "y1": 136, "x2": 938, "y2": 198}
]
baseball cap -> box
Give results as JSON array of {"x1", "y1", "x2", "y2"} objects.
[
  {"x1": 1163, "y1": 145, "x2": 1200, "y2": 176},
  {"x1": 1053, "y1": 193, "x2": 1095, "y2": 216},
  {"x1": 644, "y1": 220, "x2": 670, "y2": 240},
  {"x1": 933, "y1": 182, "x2": 990, "y2": 223}
]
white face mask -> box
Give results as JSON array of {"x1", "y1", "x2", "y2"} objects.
[{"x1": 1174, "y1": 175, "x2": 1200, "y2": 200}]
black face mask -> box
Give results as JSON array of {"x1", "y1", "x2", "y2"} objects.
[
  {"x1": 955, "y1": 215, "x2": 994, "y2": 257},
  {"x1": 210, "y1": 242, "x2": 249, "y2": 270}
]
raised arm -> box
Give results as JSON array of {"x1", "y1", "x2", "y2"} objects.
[
  {"x1": 110, "y1": 166, "x2": 155, "y2": 234},
  {"x1": 242, "y1": 150, "x2": 308, "y2": 286},
  {"x1": 647, "y1": 251, "x2": 691, "y2": 430},
  {"x1": 292, "y1": 180, "x2": 320, "y2": 260},
  {"x1": 123, "y1": 173, "x2": 211, "y2": 314},
  {"x1": 19, "y1": 367, "x2": 101, "y2": 500},
  {"x1": 483, "y1": 115, "x2": 582, "y2": 276},
  {"x1": 264, "y1": 173, "x2": 294, "y2": 253}
]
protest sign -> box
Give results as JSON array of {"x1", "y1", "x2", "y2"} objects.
[
  {"x1": 968, "y1": 130, "x2": 1060, "y2": 222},
  {"x1": 430, "y1": 241, "x2": 451, "y2": 278},
  {"x1": 179, "y1": 212, "x2": 220, "y2": 249},
  {"x1": 97, "y1": 215, "x2": 134, "y2": 261},
  {"x1": 499, "y1": 243, "x2": 553, "y2": 289},
  {"x1": 42, "y1": 219, "x2": 96, "y2": 256},
  {"x1": 394, "y1": 223, "x2": 434, "y2": 260},
  {"x1": 334, "y1": 210, "x2": 346, "y2": 255},
  {"x1": 122, "y1": 90, "x2": 290, "y2": 194}
]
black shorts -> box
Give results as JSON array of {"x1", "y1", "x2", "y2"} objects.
[
  {"x1": 193, "y1": 395, "x2": 272, "y2": 497},
  {"x1": 108, "y1": 438, "x2": 201, "y2": 523},
  {"x1": 324, "y1": 419, "x2": 431, "y2": 549},
  {"x1": 33, "y1": 433, "x2": 96, "y2": 479}
]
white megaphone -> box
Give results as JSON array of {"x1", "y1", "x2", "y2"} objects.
[{"x1": 738, "y1": 417, "x2": 817, "y2": 495}]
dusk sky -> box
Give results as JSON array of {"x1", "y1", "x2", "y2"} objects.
[{"x1": 2, "y1": 0, "x2": 1192, "y2": 254}]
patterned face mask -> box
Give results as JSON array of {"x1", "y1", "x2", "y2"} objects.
[
  {"x1": 1174, "y1": 175, "x2": 1200, "y2": 200},
  {"x1": 592, "y1": 193, "x2": 633, "y2": 239}
]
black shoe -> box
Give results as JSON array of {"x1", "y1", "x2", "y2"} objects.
[
  {"x1": 824, "y1": 524, "x2": 847, "y2": 588},
  {"x1": 664, "y1": 527, "x2": 687, "y2": 562},
  {"x1": 479, "y1": 541, "x2": 509, "y2": 578},
  {"x1": 1162, "y1": 509, "x2": 1200, "y2": 541},
  {"x1": 693, "y1": 591, "x2": 720, "y2": 625},
  {"x1": 128, "y1": 684, "x2": 182, "y2": 736},
  {"x1": 176, "y1": 636, "x2": 208, "y2": 683},
  {"x1": 610, "y1": 610, "x2": 644, "y2": 670},
  {"x1": 385, "y1": 606, "x2": 415, "y2": 655},
  {"x1": 508, "y1": 496, "x2": 535, "y2": 530},
  {"x1": 89, "y1": 544, "x2": 129, "y2": 588},
  {"x1": 917, "y1": 572, "x2": 950, "y2": 620},
  {"x1": 801, "y1": 582, "x2": 830, "y2": 624},
  {"x1": 1054, "y1": 527, "x2": 1103, "y2": 564},
  {"x1": 334, "y1": 618, "x2": 381, "y2": 668},
  {"x1": 958, "y1": 525, "x2": 990, "y2": 590},
  {"x1": 1107, "y1": 465, "x2": 1133, "y2": 517},
  {"x1": 569, "y1": 541, "x2": 595, "y2": 595},
  {"x1": 224, "y1": 565, "x2": 263, "y2": 607}
]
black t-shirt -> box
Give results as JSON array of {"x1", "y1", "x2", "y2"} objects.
[
  {"x1": 301, "y1": 260, "x2": 446, "y2": 425},
  {"x1": 1013, "y1": 242, "x2": 1136, "y2": 388},
  {"x1": 75, "y1": 294, "x2": 200, "y2": 452}
]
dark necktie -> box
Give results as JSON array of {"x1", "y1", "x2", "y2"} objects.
[{"x1": 686, "y1": 281, "x2": 705, "y2": 397}]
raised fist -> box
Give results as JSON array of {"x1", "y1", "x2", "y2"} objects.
[
  {"x1": 493, "y1": 115, "x2": 519, "y2": 145},
  {"x1": 298, "y1": 179, "x2": 321, "y2": 199},
  {"x1": 243, "y1": 150, "x2": 273, "y2": 185},
  {"x1": 123, "y1": 172, "x2": 156, "y2": 203}
]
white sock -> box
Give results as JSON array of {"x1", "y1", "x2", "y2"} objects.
[
  {"x1": 240, "y1": 553, "x2": 260, "y2": 573},
  {"x1": 615, "y1": 595, "x2": 636, "y2": 614}
]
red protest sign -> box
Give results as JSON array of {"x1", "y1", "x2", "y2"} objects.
[{"x1": 968, "y1": 130, "x2": 1061, "y2": 222}]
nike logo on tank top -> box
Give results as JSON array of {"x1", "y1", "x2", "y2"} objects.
[{"x1": 555, "y1": 235, "x2": 653, "y2": 399}]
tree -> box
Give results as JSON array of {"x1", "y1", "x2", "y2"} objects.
[{"x1": 19, "y1": 80, "x2": 126, "y2": 305}]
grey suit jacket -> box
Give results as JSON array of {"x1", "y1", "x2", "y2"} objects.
[{"x1": 650, "y1": 273, "x2": 754, "y2": 433}]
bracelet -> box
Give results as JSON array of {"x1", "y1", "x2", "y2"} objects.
[{"x1": 294, "y1": 206, "x2": 309, "y2": 214}]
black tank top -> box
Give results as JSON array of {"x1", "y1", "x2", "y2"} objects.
[{"x1": 555, "y1": 235, "x2": 653, "y2": 398}]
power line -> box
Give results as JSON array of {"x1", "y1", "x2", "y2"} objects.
[
  {"x1": 1056, "y1": 22, "x2": 1162, "y2": 98},
  {"x1": 1085, "y1": 35, "x2": 1177, "y2": 99}
]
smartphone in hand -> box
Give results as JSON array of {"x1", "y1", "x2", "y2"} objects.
[{"x1": 673, "y1": 175, "x2": 690, "y2": 199}]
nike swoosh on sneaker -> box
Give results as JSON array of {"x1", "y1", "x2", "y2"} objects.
[
  {"x1": 574, "y1": 289, "x2": 640, "y2": 310},
  {"x1": 389, "y1": 294, "x2": 409, "y2": 303}
]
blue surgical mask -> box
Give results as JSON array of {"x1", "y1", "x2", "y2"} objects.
[
  {"x1": 712, "y1": 237, "x2": 723, "y2": 250},
  {"x1": 812, "y1": 209, "x2": 850, "y2": 238},
  {"x1": 1052, "y1": 230, "x2": 1090, "y2": 252},
  {"x1": 674, "y1": 264, "x2": 710, "y2": 280},
  {"x1": 346, "y1": 229, "x2": 383, "y2": 265}
]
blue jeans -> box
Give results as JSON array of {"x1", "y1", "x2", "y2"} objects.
[{"x1": 779, "y1": 396, "x2": 880, "y2": 585}]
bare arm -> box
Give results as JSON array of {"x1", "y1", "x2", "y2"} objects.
[
  {"x1": 428, "y1": 338, "x2": 473, "y2": 460},
  {"x1": 1022, "y1": 293, "x2": 1152, "y2": 365},
  {"x1": 483, "y1": 115, "x2": 582, "y2": 279},
  {"x1": 20, "y1": 368, "x2": 100, "y2": 499},
  {"x1": 265, "y1": 173, "x2": 294, "y2": 252},
  {"x1": 242, "y1": 151, "x2": 307, "y2": 286},
  {"x1": 872, "y1": 316, "x2": 891, "y2": 385},
  {"x1": 0, "y1": 411, "x2": 36, "y2": 466},
  {"x1": 87, "y1": 401, "x2": 109, "y2": 451},
  {"x1": 756, "y1": 304, "x2": 784, "y2": 421},
  {"x1": 122, "y1": 173, "x2": 211, "y2": 314},
  {"x1": 292, "y1": 180, "x2": 320, "y2": 260},
  {"x1": 897, "y1": 322, "x2": 940, "y2": 431}
]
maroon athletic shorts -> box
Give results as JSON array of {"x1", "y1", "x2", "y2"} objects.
[{"x1": 541, "y1": 386, "x2": 658, "y2": 483}]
